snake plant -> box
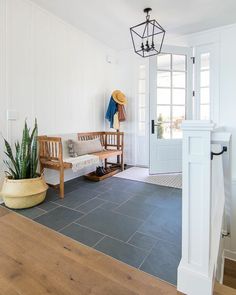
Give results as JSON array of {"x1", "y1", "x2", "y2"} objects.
[{"x1": 3, "y1": 119, "x2": 39, "y2": 179}]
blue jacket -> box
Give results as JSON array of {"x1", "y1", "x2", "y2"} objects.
[{"x1": 105, "y1": 97, "x2": 118, "y2": 128}]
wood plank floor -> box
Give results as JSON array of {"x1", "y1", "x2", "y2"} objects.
[
  {"x1": 224, "y1": 258, "x2": 236, "y2": 289},
  {"x1": 0, "y1": 207, "x2": 179, "y2": 295},
  {"x1": 214, "y1": 282, "x2": 236, "y2": 295}
]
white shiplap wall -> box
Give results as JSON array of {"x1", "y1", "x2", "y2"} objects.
[{"x1": 0, "y1": 0, "x2": 119, "y2": 184}]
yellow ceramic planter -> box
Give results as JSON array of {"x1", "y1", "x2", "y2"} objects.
[{"x1": 0, "y1": 176, "x2": 48, "y2": 209}]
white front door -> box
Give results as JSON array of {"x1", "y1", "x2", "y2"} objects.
[{"x1": 149, "y1": 45, "x2": 192, "y2": 174}]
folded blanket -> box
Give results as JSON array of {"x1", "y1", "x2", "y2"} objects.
[{"x1": 64, "y1": 154, "x2": 100, "y2": 172}]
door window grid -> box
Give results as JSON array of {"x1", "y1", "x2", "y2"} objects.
[
  {"x1": 199, "y1": 53, "x2": 210, "y2": 120},
  {"x1": 157, "y1": 53, "x2": 187, "y2": 139}
]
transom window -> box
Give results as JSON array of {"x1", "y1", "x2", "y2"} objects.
[{"x1": 156, "y1": 53, "x2": 187, "y2": 139}]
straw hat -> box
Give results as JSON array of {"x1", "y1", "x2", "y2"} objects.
[{"x1": 112, "y1": 90, "x2": 127, "y2": 105}]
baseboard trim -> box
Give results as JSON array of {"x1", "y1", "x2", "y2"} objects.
[
  {"x1": 177, "y1": 261, "x2": 214, "y2": 295},
  {"x1": 224, "y1": 249, "x2": 236, "y2": 262}
]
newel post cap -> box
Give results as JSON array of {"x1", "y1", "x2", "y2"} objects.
[{"x1": 181, "y1": 120, "x2": 215, "y2": 131}]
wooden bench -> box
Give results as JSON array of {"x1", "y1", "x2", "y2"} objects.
[{"x1": 38, "y1": 132, "x2": 124, "y2": 199}]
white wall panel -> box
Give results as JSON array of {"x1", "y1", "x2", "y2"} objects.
[
  {"x1": 7, "y1": 0, "x2": 34, "y2": 142},
  {"x1": 0, "y1": 0, "x2": 119, "y2": 185}
]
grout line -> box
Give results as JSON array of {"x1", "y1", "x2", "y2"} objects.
[
  {"x1": 97, "y1": 200, "x2": 118, "y2": 210},
  {"x1": 126, "y1": 230, "x2": 138, "y2": 244},
  {"x1": 137, "y1": 228, "x2": 181, "y2": 248},
  {"x1": 49, "y1": 203, "x2": 86, "y2": 215},
  {"x1": 138, "y1": 235, "x2": 160, "y2": 270},
  {"x1": 58, "y1": 220, "x2": 78, "y2": 233},
  {"x1": 96, "y1": 206, "x2": 145, "y2": 222},
  {"x1": 92, "y1": 236, "x2": 106, "y2": 248},
  {"x1": 72, "y1": 222, "x2": 150, "y2": 253},
  {"x1": 74, "y1": 199, "x2": 106, "y2": 214}
]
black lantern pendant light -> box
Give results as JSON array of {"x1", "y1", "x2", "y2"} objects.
[{"x1": 130, "y1": 8, "x2": 165, "y2": 58}]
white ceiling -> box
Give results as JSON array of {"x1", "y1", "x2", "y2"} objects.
[{"x1": 31, "y1": 0, "x2": 236, "y2": 50}]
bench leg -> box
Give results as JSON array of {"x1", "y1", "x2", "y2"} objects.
[
  {"x1": 117, "y1": 155, "x2": 120, "y2": 165},
  {"x1": 121, "y1": 153, "x2": 124, "y2": 171},
  {"x1": 59, "y1": 168, "x2": 65, "y2": 199}
]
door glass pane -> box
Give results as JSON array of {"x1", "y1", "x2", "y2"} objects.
[
  {"x1": 157, "y1": 123, "x2": 170, "y2": 139},
  {"x1": 157, "y1": 88, "x2": 171, "y2": 105},
  {"x1": 201, "y1": 53, "x2": 210, "y2": 70},
  {"x1": 200, "y1": 87, "x2": 210, "y2": 104},
  {"x1": 139, "y1": 80, "x2": 145, "y2": 93},
  {"x1": 173, "y1": 55, "x2": 186, "y2": 71},
  {"x1": 157, "y1": 71, "x2": 171, "y2": 87},
  {"x1": 200, "y1": 105, "x2": 210, "y2": 120},
  {"x1": 157, "y1": 54, "x2": 171, "y2": 70},
  {"x1": 172, "y1": 72, "x2": 186, "y2": 88},
  {"x1": 172, "y1": 106, "x2": 185, "y2": 125},
  {"x1": 139, "y1": 108, "x2": 145, "y2": 121},
  {"x1": 200, "y1": 70, "x2": 209, "y2": 87},
  {"x1": 172, "y1": 88, "x2": 185, "y2": 105},
  {"x1": 157, "y1": 105, "x2": 171, "y2": 122},
  {"x1": 172, "y1": 106, "x2": 185, "y2": 139}
]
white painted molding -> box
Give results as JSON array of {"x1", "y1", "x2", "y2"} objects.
[
  {"x1": 212, "y1": 131, "x2": 231, "y2": 142},
  {"x1": 178, "y1": 120, "x2": 214, "y2": 295},
  {"x1": 181, "y1": 120, "x2": 215, "y2": 131},
  {"x1": 224, "y1": 249, "x2": 236, "y2": 262}
]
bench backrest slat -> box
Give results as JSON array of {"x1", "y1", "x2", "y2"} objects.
[
  {"x1": 77, "y1": 131, "x2": 124, "y2": 151},
  {"x1": 38, "y1": 136, "x2": 62, "y2": 162}
]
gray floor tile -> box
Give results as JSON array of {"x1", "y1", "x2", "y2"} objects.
[
  {"x1": 140, "y1": 239, "x2": 181, "y2": 285},
  {"x1": 60, "y1": 223, "x2": 104, "y2": 247},
  {"x1": 76, "y1": 198, "x2": 105, "y2": 214},
  {"x1": 114, "y1": 200, "x2": 156, "y2": 220},
  {"x1": 123, "y1": 183, "x2": 158, "y2": 195},
  {"x1": 128, "y1": 232, "x2": 158, "y2": 251},
  {"x1": 98, "y1": 189, "x2": 134, "y2": 204},
  {"x1": 76, "y1": 208, "x2": 143, "y2": 242},
  {"x1": 129, "y1": 187, "x2": 174, "y2": 208},
  {"x1": 99, "y1": 201, "x2": 118, "y2": 211},
  {"x1": 95, "y1": 236, "x2": 148, "y2": 268},
  {"x1": 35, "y1": 206, "x2": 84, "y2": 231},
  {"x1": 64, "y1": 184, "x2": 80, "y2": 194},
  {"x1": 54, "y1": 188, "x2": 98, "y2": 209},
  {"x1": 38, "y1": 201, "x2": 59, "y2": 212},
  {"x1": 45, "y1": 188, "x2": 59, "y2": 202},
  {"x1": 138, "y1": 207, "x2": 181, "y2": 245},
  {"x1": 77, "y1": 179, "x2": 112, "y2": 192},
  {"x1": 15, "y1": 207, "x2": 46, "y2": 219}
]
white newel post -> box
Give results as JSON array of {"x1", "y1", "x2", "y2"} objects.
[{"x1": 177, "y1": 121, "x2": 215, "y2": 295}]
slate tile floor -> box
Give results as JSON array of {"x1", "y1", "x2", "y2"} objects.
[{"x1": 4, "y1": 176, "x2": 182, "y2": 285}]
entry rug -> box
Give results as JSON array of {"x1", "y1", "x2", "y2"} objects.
[{"x1": 114, "y1": 167, "x2": 182, "y2": 189}]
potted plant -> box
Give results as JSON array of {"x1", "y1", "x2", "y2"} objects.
[{"x1": 0, "y1": 119, "x2": 48, "y2": 209}]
